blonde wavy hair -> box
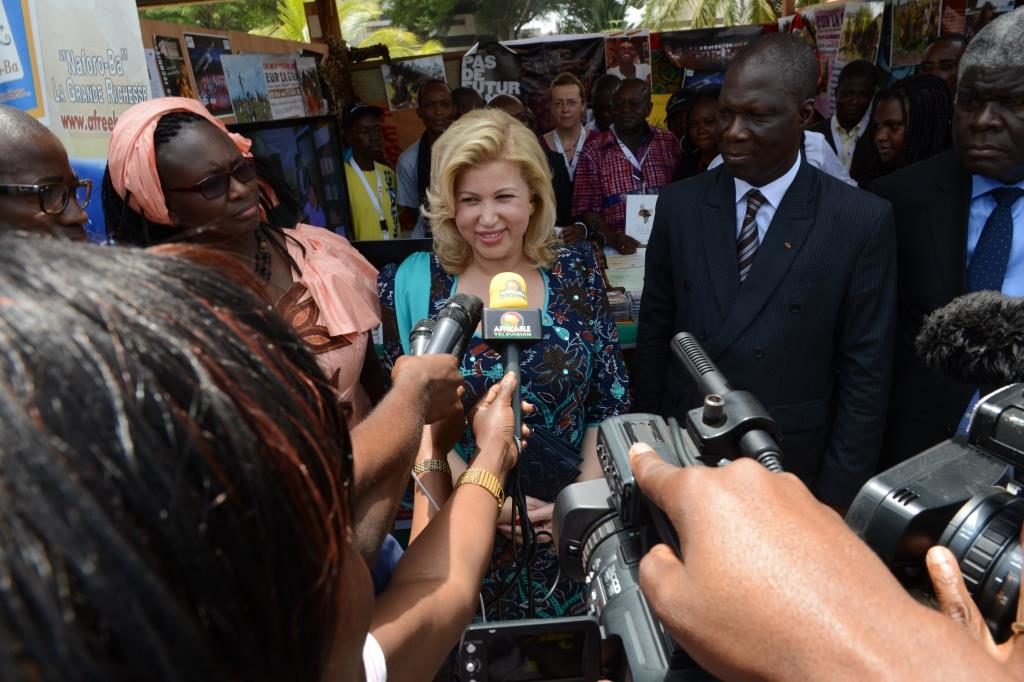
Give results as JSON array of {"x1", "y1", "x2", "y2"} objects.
[{"x1": 424, "y1": 108, "x2": 558, "y2": 274}]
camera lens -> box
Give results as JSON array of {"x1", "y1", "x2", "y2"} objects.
[{"x1": 939, "y1": 489, "x2": 1024, "y2": 643}]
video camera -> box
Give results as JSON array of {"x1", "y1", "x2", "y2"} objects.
[
  {"x1": 847, "y1": 383, "x2": 1024, "y2": 642},
  {"x1": 456, "y1": 333, "x2": 785, "y2": 681}
]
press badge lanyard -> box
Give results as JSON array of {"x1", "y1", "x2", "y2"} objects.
[
  {"x1": 612, "y1": 126, "x2": 651, "y2": 193},
  {"x1": 349, "y1": 159, "x2": 392, "y2": 240},
  {"x1": 553, "y1": 125, "x2": 586, "y2": 181}
]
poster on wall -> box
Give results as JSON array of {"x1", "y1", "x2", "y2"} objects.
[
  {"x1": 261, "y1": 55, "x2": 305, "y2": 120},
  {"x1": 604, "y1": 32, "x2": 652, "y2": 83},
  {"x1": 380, "y1": 54, "x2": 446, "y2": 111},
  {"x1": 3, "y1": 0, "x2": 150, "y2": 239},
  {"x1": 782, "y1": 5, "x2": 845, "y2": 118},
  {"x1": 297, "y1": 56, "x2": 324, "y2": 116},
  {"x1": 183, "y1": 32, "x2": 232, "y2": 117},
  {"x1": 154, "y1": 35, "x2": 193, "y2": 98},
  {"x1": 964, "y1": 0, "x2": 1013, "y2": 38},
  {"x1": 505, "y1": 34, "x2": 605, "y2": 134},
  {"x1": 659, "y1": 26, "x2": 764, "y2": 92},
  {"x1": 0, "y1": 0, "x2": 44, "y2": 115},
  {"x1": 145, "y1": 48, "x2": 164, "y2": 98},
  {"x1": 891, "y1": 0, "x2": 943, "y2": 67},
  {"x1": 837, "y1": 2, "x2": 885, "y2": 64},
  {"x1": 221, "y1": 54, "x2": 270, "y2": 123},
  {"x1": 460, "y1": 41, "x2": 521, "y2": 100}
]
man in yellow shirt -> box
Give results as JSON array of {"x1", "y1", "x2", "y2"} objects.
[{"x1": 343, "y1": 104, "x2": 399, "y2": 241}]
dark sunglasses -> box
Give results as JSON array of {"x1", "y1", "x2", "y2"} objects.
[
  {"x1": 165, "y1": 158, "x2": 257, "y2": 200},
  {"x1": 0, "y1": 179, "x2": 92, "y2": 215}
]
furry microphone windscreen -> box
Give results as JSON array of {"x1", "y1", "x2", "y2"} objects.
[{"x1": 915, "y1": 291, "x2": 1024, "y2": 386}]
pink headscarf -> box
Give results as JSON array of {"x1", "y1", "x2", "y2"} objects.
[{"x1": 107, "y1": 97, "x2": 253, "y2": 226}]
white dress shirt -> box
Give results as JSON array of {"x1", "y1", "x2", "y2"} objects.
[
  {"x1": 733, "y1": 152, "x2": 802, "y2": 242},
  {"x1": 828, "y1": 106, "x2": 872, "y2": 171}
]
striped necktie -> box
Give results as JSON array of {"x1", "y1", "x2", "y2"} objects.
[{"x1": 737, "y1": 189, "x2": 766, "y2": 282}]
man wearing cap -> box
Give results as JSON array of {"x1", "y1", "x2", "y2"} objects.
[{"x1": 343, "y1": 104, "x2": 399, "y2": 241}]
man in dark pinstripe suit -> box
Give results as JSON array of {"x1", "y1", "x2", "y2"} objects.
[{"x1": 635, "y1": 34, "x2": 897, "y2": 508}]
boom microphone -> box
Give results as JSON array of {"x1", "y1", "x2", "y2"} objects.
[
  {"x1": 422, "y1": 293, "x2": 483, "y2": 357},
  {"x1": 409, "y1": 318, "x2": 435, "y2": 356},
  {"x1": 916, "y1": 291, "x2": 1024, "y2": 389},
  {"x1": 671, "y1": 331, "x2": 783, "y2": 472}
]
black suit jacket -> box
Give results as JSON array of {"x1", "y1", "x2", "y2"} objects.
[
  {"x1": 809, "y1": 117, "x2": 881, "y2": 187},
  {"x1": 869, "y1": 151, "x2": 975, "y2": 469},
  {"x1": 635, "y1": 160, "x2": 897, "y2": 506}
]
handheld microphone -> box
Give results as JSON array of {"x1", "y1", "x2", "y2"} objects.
[
  {"x1": 916, "y1": 291, "x2": 1024, "y2": 389},
  {"x1": 422, "y1": 293, "x2": 484, "y2": 357},
  {"x1": 409, "y1": 318, "x2": 435, "y2": 356},
  {"x1": 483, "y1": 273, "x2": 544, "y2": 444}
]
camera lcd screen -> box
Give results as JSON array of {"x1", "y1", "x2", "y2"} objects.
[{"x1": 485, "y1": 630, "x2": 586, "y2": 681}]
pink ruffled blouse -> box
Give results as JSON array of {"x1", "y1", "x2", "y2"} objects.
[{"x1": 277, "y1": 224, "x2": 381, "y2": 424}]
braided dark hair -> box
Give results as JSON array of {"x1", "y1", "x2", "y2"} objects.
[
  {"x1": 103, "y1": 112, "x2": 301, "y2": 253},
  {"x1": 880, "y1": 74, "x2": 952, "y2": 166}
]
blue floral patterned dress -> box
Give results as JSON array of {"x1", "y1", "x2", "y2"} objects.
[{"x1": 377, "y1": 243, "x2": 630, "y2": 620}]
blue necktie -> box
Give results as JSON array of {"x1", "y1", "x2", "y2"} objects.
[
  {"x1": 967, "y1": 187, "x2": 1024, "y2": 293},
  {"x1": 959, "y1": 187, "x2": 1024, "y2": 434}
]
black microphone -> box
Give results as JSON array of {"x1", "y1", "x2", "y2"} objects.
[
  {"x1": 916, "y1": 291, "x2": 1024, "y2": 391},
  {"x1": 422, "y1": 293, "x2": 483, "y2": 357},
  {"x1": 482, "y1": 273, "x2": 543, "y2": 443},
  {"x1": 409, "y1": 318, "x2": 435, "y2": 357}
]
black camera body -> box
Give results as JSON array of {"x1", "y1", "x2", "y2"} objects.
[
  {"x1": 551, "y1": 415, "x2": 714, "y2": 682},
  {"x1": 457, "y1": 333, "x2": 784, "y2": 681},
  {"x1": 847, "y1": 384, "x2": 1024, "y2": 642}
]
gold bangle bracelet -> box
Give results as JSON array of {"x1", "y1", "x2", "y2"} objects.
[
  {"x1": 412, "y1": 459, "x2": 451, "y2": 477},
  {"x1": 456, "y1": 468, "x2": 505, "y2": 514}
]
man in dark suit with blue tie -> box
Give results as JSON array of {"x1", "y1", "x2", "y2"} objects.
[
  {"x1": 872, "y1": 8, "x2": 1024, "y2": 470},
  {"x1": 635, "y1": 33, "x2": 897, "y2": 508}
]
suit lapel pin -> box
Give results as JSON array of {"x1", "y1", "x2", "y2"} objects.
[{"x1": 784, "y1": 241, "x2": 793, "y2": 249}]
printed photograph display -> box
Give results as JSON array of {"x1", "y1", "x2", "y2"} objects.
[
  {"x1": 183, "y1": 32, "x2": 232, "y2": 117},
  {"x1": 380, "y1": 54, "x2": 446, "y2": 111}
]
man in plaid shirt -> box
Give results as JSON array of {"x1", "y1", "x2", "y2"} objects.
[{"x1": 572, "y1": 78, "x2": 680, "y2": 254}]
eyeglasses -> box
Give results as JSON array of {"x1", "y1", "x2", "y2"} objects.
[
  {"x1": 0, "y1": 179, "x2": 92, "y2": 215},
  {"x1": 165, "y1": 158, "x2": 258, "y2": 200}
]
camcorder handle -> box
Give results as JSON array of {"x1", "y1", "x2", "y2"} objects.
[{"x1": 671, "y1": 332, "x2": 784, "y2": 473}]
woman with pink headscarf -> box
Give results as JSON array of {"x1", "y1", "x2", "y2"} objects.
[{"x1": 102, "y1": 97, "x2": 464, "y2": 563}]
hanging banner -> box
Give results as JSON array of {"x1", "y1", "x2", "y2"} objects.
[
  {"x1": 604, "y1": 32, "x2": 652, "y2": 84},
  {"x1": 837, "y1": 2, "x2": 885, "y2": 65},
  {"x1": 782, "y1": 5, "x2": 846, "y2": 118},
  {"x1": 0, "y1": 0, "x2": 150, "y2": 239},
  {"x1": 460, "y1": 41, "x2": 521, "y2": 100},
  {"x1": 0, "y1": 0, "x2": 44, "y2": 115},
  {"x1": 380, "y1": 54, "x2": 446, "y2": 111},
  {"x1": 504, "y1": 34, "x2": 605, "y2": 134},
  {"x1": 891, "y1": 0, "x2": 943, "y2": 67},
  {"x1": 659, "y1": 25, "x2": 764, "y2": 91}
]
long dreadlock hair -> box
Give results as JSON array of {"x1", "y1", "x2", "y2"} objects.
[
  {"x1": 858, "y1": 74, "x2": 953, "y2": 184},
  {"x1": 101, "y1": 111, "x2": 305, "y2": 270}
]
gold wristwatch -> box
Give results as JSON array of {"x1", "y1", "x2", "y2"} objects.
[{"x1": 456, "y1": 468, "x2": 505, "y2": 513}]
